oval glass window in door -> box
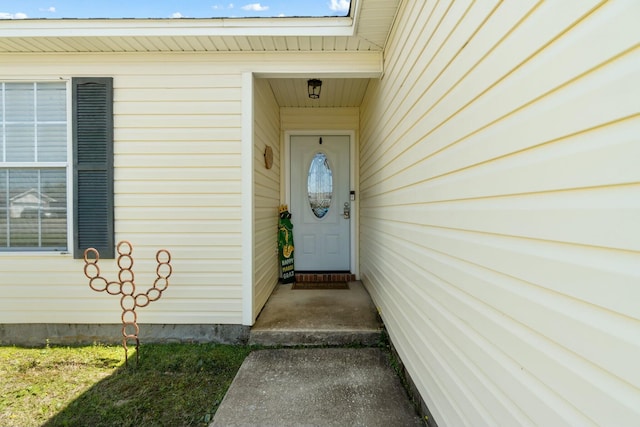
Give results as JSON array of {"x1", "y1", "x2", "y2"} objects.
[{"x1": 307, "y1": 152, "x2": 333, "y2": 219}]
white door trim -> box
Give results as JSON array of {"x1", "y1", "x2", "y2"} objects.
[{"x1": 284, "y1": 130, "x2": 359, "y2": 279}]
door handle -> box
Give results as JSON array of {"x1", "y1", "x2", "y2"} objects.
[{"x1": 343, "y1": 202, "x2": 351, "y2": 219}]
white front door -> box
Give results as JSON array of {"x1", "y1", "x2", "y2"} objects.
[{"x1": 290, "y1": 135, "x2": 351, "y2": 271}]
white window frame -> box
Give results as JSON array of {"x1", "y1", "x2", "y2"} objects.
[{"x1": 0, "y1": 79, "x2": 73, "y2": 254}]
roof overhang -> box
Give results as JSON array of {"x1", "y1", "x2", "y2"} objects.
[
  {"x1": 0, "y1": 0, "x2": 400, "y2": 53},
  {"x1": 0, "y1": 16, "x2": 356, "y2": 38}
]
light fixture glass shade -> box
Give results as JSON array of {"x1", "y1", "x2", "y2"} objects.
[{"x1": 307, "y1": 79, "x2": 322, "y2": 99}]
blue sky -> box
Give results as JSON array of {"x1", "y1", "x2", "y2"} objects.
[{"x1": 0, "y1": 0, "x2": 351, "y2": 19}]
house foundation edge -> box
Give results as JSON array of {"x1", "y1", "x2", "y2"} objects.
[{"x1": 0, "y1": 324, "x2": 251, "y2": 347}]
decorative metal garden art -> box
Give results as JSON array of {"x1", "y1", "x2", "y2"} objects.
[{"x1": 83, "y1": 240, "x2": 172, "y2": 366}]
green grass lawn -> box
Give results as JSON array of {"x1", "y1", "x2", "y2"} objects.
[{"x1": 0, "y1": 343, "x2": 253, "y2": 427}]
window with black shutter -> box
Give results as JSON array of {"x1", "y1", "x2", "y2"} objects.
[{"x1": 0, "y1": 78, "x2": 114, "y2": 257}]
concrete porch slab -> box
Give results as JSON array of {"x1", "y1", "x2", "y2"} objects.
[{"x1": 249, "y1": 281, "x2": 382, "y2": 347}]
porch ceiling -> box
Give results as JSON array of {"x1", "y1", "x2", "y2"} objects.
[
  {"x1": 0, "y1": 0, "x2": 400, "y2": 54},
  {"x1": 268, "y1": 78, "x2": 370, "y2": 108}
]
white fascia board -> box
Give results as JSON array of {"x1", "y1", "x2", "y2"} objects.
[{"x1": 0, "y1": 17, "x2": 355, "y2": 38}]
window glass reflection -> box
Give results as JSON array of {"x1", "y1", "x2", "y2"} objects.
[{"x1": 307, "y1": 152, "x2": 332, "y2": 219}]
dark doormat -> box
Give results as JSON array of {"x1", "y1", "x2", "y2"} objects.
[{"x1": 291, "y1": 282, "x2": 350, "y2": 290}]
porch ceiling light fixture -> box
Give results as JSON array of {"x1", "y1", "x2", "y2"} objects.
[{"x1": 307, "y1": 79, "x2": 322, "y2": 99}]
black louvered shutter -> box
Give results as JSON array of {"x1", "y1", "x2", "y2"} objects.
[{"x1": 72, "y1": 77, "x2": 114, "y2": 259}]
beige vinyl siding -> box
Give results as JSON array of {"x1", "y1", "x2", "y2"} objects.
[
  {"x1": 281, "y1": 107, "x2": 359, "y2": 132},
  {"x1": 252, "y1": 78, "x2": 281, "y2": 320},
  {"x1": 359, "y1": 1, "x2": 640, "y2": 426},
  {"x1": 0, "y1": 50, "x2": 380, "y2": 327},
  {"x1": 0, "y1": 54, "x2": 245, "y2": 324}
]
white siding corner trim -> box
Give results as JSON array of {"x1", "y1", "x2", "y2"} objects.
[{"x1": 242, "y1": 72, "x2": 255, "y2": 326}]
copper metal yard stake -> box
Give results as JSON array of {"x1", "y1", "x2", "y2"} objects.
[{"x1": 83, "y1": 240, "x2": 172, "y2": 366}]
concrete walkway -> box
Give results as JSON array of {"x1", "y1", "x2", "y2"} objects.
[
  {"x1": 211, "y1": 348, "x2": 424, "y2": 427},
  {"x1": 211, "y1": 282, "x2": 424, "y2": 426}
]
